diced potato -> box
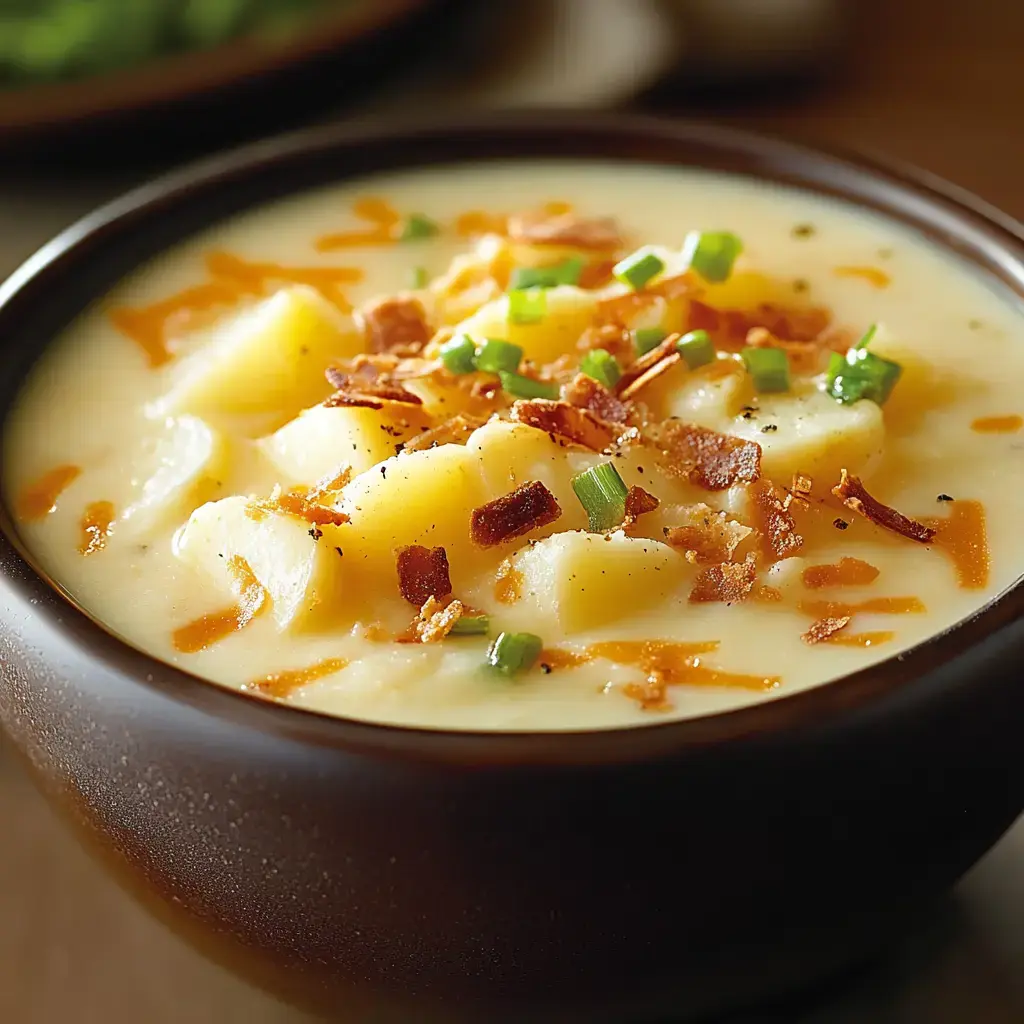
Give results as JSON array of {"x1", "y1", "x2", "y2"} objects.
[
  {"x1": 725, "y1": 379, "x2": 885, "y2": 482},
  {"x1": 174, "y1": 495, "x2": 348, "y2": 631},
  {"x1": 430, "y1": 235, "x2": 510, "y2": 324},
  {"x1": 338, "y1": 442, "x2": 491, "y2": 592},
  {"x1": 764, "y1": 556, "x2": 808, "y2": 601},
  {"x1": 697, "y1": 269, "x2": 789, "y2": 310},
  {"x1": 509, "y1": 530, "x2": 687, "y2": 636},
  {"x1": 644, "y1": 355, "x2": 752, "y2": 422},
  {"x1": 453, "y1": 285, "x2": 599, "y2": 365},
  {"x1": 121, "y1": 415, "x2": 230, "y2": 533},
  {"x1": 259, "y1": 402, "x2": 430, "y2": 487},
  {"x1": 160, "y1": 286, "x2": 362, "y2": 418}
]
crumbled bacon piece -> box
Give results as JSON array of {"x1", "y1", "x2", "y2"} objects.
[
  {"x1": 247, "y1": 488, "x2": 349, "y2": 528},
  {"x1": 577, "y1": 259, "x2": 618, "y2": 289},
  {"x1": 623, "y1": 486, "x2": 660, "y2": 528},
  {"x1": 615, "y1": 335, "x2": 679, "y2": 395},
  {"x1": 511, "y1": 399, "x2": 617, "y2": 452},
  {"x1": 324, "y1": 364, "x2": 423, "y2": 409},
  {"x1": 576, "y1": 323, "x2": 635, "y2": 364},
  {"x1": 619, "y1": 351, "x2": 682, "y2": 400},
  {"x1": 395, "y1": 545, "x2": 452, "y2": 606},
  {"x1": 832, "y1": 470, "x2": 936, "y2": 543},
  {"x1": 801, "y1": 616, "x2": 851, "y2": 645},
  {"x1": 664, "y1": 505, "x2": 753, "y2": 564},
  {"x1": 471, "y1": 480, "x2": 562, "y2": 547},
  {"x1": 750, "y1": 478, "x2": 803, "y2": 559},
  {"x1": 654, "y1": 421, "x2": 762, "y2": 491},
  {"x1": 361, "y1": 295, "x2": 432, "y2": 355},
  {"x1": 401, "y1": 414, "x2": 486, "y2": 453},
  {"x1": 791, "y1": 473, "x2": 813, "y2": 503},
  {"x1": 746, "y1": 326, "x2": 825, "y2": 375},
  {"x1": 400, "y1": 597, "x2": 465, "y2": 643},
  {"x1": 507, "y1": 211, "x2": 623, "y2": 251},
  {"x1": 308, "y1": 467, "x2": 352, "y2": 501},
  {"x1": 561, "y1": 373, "x2": 630, "y2": 424},
  {"x1": 689, "y1": 555, "x2": 758, "y2": 604}
]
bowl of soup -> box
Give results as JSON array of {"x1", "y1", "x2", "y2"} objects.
[{"x1": 0, "y1": 113, "x2": 1021, "y2": 1022}]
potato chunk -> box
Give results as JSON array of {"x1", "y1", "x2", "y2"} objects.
[
  {"x1": 160, "y1": 286, "x2": 361, "y2": 418},
  {"x1": 509, "y1": 531, "x2": 687, "y2": 635},
  {"x1": 259, "y1": 402, "x2": 429, "y2": 486},
  {"x1": 121, "y1": 415, "x2": 230, "y2": 533},
  {"x1": 174, "y1": 495, "x2": 347, "y2": 631}
]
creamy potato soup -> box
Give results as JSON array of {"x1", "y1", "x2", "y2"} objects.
[{"x1": 3, "y1": 161, "x2": 1021, "y2": 730}]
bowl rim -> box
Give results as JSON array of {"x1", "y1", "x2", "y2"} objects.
[{"x1": 2, "y1": 109, "x2": 1023, "y2": 764}]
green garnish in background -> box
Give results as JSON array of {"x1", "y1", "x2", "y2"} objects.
[{"x1": 0, "y1": 0, "x2": 344, "y2": 85}]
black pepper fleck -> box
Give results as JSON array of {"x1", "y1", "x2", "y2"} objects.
[
  {"x1": 335, "y1": 546, "x2": 344, "y2": 557},
  {"x1": 761, "y1": 424, "x2": 778, "y2": 433},
  {"x1": 309, "y1": 527, "x2": 323, "y2": 541},
  {"x1": 937, "y1": 493, "x2": 955, "y2": 503},
  {"x1": 540, "y1": 663, "x2": 552, "y2": 675},
  {"x1": 833, "y1": 518, "x2": 849, "y2": 531},
  {"x1": 792, "y1": 223, "x2": 815, "y2": 239}
]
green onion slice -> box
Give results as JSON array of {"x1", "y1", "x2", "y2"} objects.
[
  {"x1": 400, "y1": 213, "x2": 440, "y2": 241},
  {"x1": 676, "y1": 329, "x2": 715, "y2": 370},
  {"x1": 508, "y1": 288, "x2": 547, "y2": 325},
  {"x1": 741, "y1": 346, "x2": 791, "y2": 393},
  {"x1": 451, "y1": 614, "x2": 490, "y2": 636},
  {"x1": 439, "y1": 334, "x2": 478, "y2": 376},
  {"x1": 612, "y1": 248, "x2": 665, "y2": 291},
  {"x1": 487, "y1": 631, "x2": 543, "y2": 675},
  {"x1": 572, "y1": 462, "x2": 629, "y2": 532},
  {"x1": 633, "y1": 326, "x2": 667, "y2": 355},
  {"x1": 579, "y1": 348, "x2": 622, "y2": 389},
  {"x1": 475, "y1": 338, "x2": 523, "y2": 374},
  {"x1": 409, "y1": 266, "x2": 429, "y2": 288},
  {"x1": 509, "y1": 256, "x2": 584, "y2": 290},
  {"x1": 826, "y1": 337, "x2": 902, "y2": 406},
  {"x1": 853, "y1": 323, "x2": 879, "y2": 350},
  {"x1": 683, "y1": 230, "x2": 743, "y2": 283},
  {"x1": 498, "y1": 371, "x2": 559, "y2": 400}
]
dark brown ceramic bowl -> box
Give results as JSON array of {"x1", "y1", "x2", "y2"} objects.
[{"x1": 1, "y1": 113, "x2": 1022, "y2": 1023}]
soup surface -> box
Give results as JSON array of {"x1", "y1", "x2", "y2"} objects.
[{"x1": 4, "y1": 161, "x2": 1022, "y2": 730}]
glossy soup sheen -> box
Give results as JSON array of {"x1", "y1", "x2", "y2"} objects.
[{"x1": 3, "y1": 161, "x2": 1022, "y2": 731}]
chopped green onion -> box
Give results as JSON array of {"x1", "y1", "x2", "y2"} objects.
[
  {"x1": 451, "y1": 614, "x2": 490, "y2": 636},
  {"x1": 487, "y1": 631, "x2": 543, "y2": 675},
  {"x1": 498, "y1": 371, "x2": 559, "y2": 400},
  {"x1": 509, "y1": 256, "x2": 584, "y2": 290},
  {"x1": 508, "y1": 288, "x2": 547, "y2": 325},
  {"x1": 572, "y1": 462, "x2": 629, "y2": 532},
  {"x1": 475, "y1": 338, "x2": 523, "y2": 374},
  {"x1": 400, "y1": 213, "x2": 440, "y2": 241},
  {"x1": 853, "y1": 323, "x2": 879, "y2": 350},
  {"x1": 683, "y1": 230, "x2": 743, "y2": 283},
  {"x1": 409, "y1": 266, "x2": 429, "y2": 288},
  {"x1": 439, "y1": 334, "x2": 478, "y2": 375},
  {"x1": 741, "y1": 346, "x2": 791, "y2": 393},
  {"x1": 613, "y1": 249, "x2": 665, "y2": 291},
  {"x1": 676, "y1": 329, "x2": 715, "y2": 370},
  {"x1": 579, "y1": 348, "x2": 622, "y2": 389},
  {"x1": 826, "y1": 346, "x2": 902, "y2": 406},
  {"x1": 633, "y1": 326, "x2": 667, "y2": 355}
]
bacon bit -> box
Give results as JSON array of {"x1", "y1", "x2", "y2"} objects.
[
  {"x1": 622, "y1": 674, "x2": 672, "y2": 711},
  {"x1": 246, "y1": 487, "x2": 349, "y2": 528},
  {"x1": 471, "y1": 481, "x2": 562, "y2": 547},
  {"x1": 314, "y1": 196, "x2": 403, "y2": 251},
  {"x1": 576, "y1": 322, "x2": 636, "y2": 364},
  {"x1": 619, "y1": 351, "x2": 683, "y2": 400},
  {"x1": 511, "y1": 399, "x2": 617, "y2": 452},
  {"x1": 921, "y1": 499, "x2": 990, "y2": 590},
  {"x1": 494, "y1": 559, "x2": 524, "y2": 604},
  {"x1": 802, "y1": 557, "x2": 880, "y2": 589},
  {"x1": 395, "y1": 545, "x2": 452, "y2": 606},
  {"x1": 577, "y1": 259, "x2": 618, "y2": 290},
  {"x1": 686, "y1": 299, "x2": 835, "y2": 350},
  {"x1": 832, "y1": 470, "x2": 935, "y2": 543},
  {"x1": 507, "y1": 211, "x2": 623, "y2": 251},
  {"x1": 752, "y1": 584, "x2": 784, "y2": 603},
  {"x1": 801, "y1": 616, "x2": 851, "y2": 645},
  {"x1": 750, "y1": 479, "x2": 804, "y2": 560},
  {"x1": 834, "y1": 266, "x2": 891, "y2": 289},
  {"x1": 539, "y1": 648, "x2": 591, "y2": 670},
  {"x1": 361, "y1": 622, "x2": 391, "y2": 642},
  {"x1": 655, "y1": 421, "x2": 762, "y2": 491},
  {"x1": 244, "y1": 657, "x2": 349, "y2": 699},
  {"x1": 689, "y1": 554, "x2": 758, "y2": 604},
  {"x1": 309, "y1": 467, "x2": 353, "y2": 501},
  {"x1": 799, "y1": 596, "x2": 926, "y2": 617},
  {"x1": 16, "y1": 464, "x2": 81, "y2": 521},
  {"x1": 561, "y1": 373, "x2": 631, "y2": 423},
  {"x1": 825, "y1": 631, "x2": 895, "y2": 648},
  {"x1": 401, "y1": 414, "x2": 487, "y2": 452},
  {"x1": 791, "y1": 473, "x2": 813, "y2": 504},
  {"x1": 615, "y1": 335, "x2": 679, "y2": 395},
  {"x1": 78, "y1": 501, "x2": 115, "y2": 556},
  {"x1": 398, "y1": 597, "x2": 465, "y2": 644},
  {"x1": 663, "y1": 505, "x2": 752, "y2": 564},
  {"x1": 746, "y1": 326, "x2": 826, "y2": 375},
  {"x1": 172, "y1": 556, "x2": 268, "y2": 653},
  {"x1": 622, "y1": 486, "x2": 660, "y2": 529},
  {"x1": 361, "y1": 295, "x2": 432, "y2": 355},
  {"x1": 971, "y1": 415, "x2": 1023, "y2": 434},
  {"x1": 323, "y1": 368, "x2": 424, "y2": 409}
]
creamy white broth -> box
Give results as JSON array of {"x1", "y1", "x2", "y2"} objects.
[{"x1": 4, "y1": 160, "x2": 1023, "y2": 731}]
